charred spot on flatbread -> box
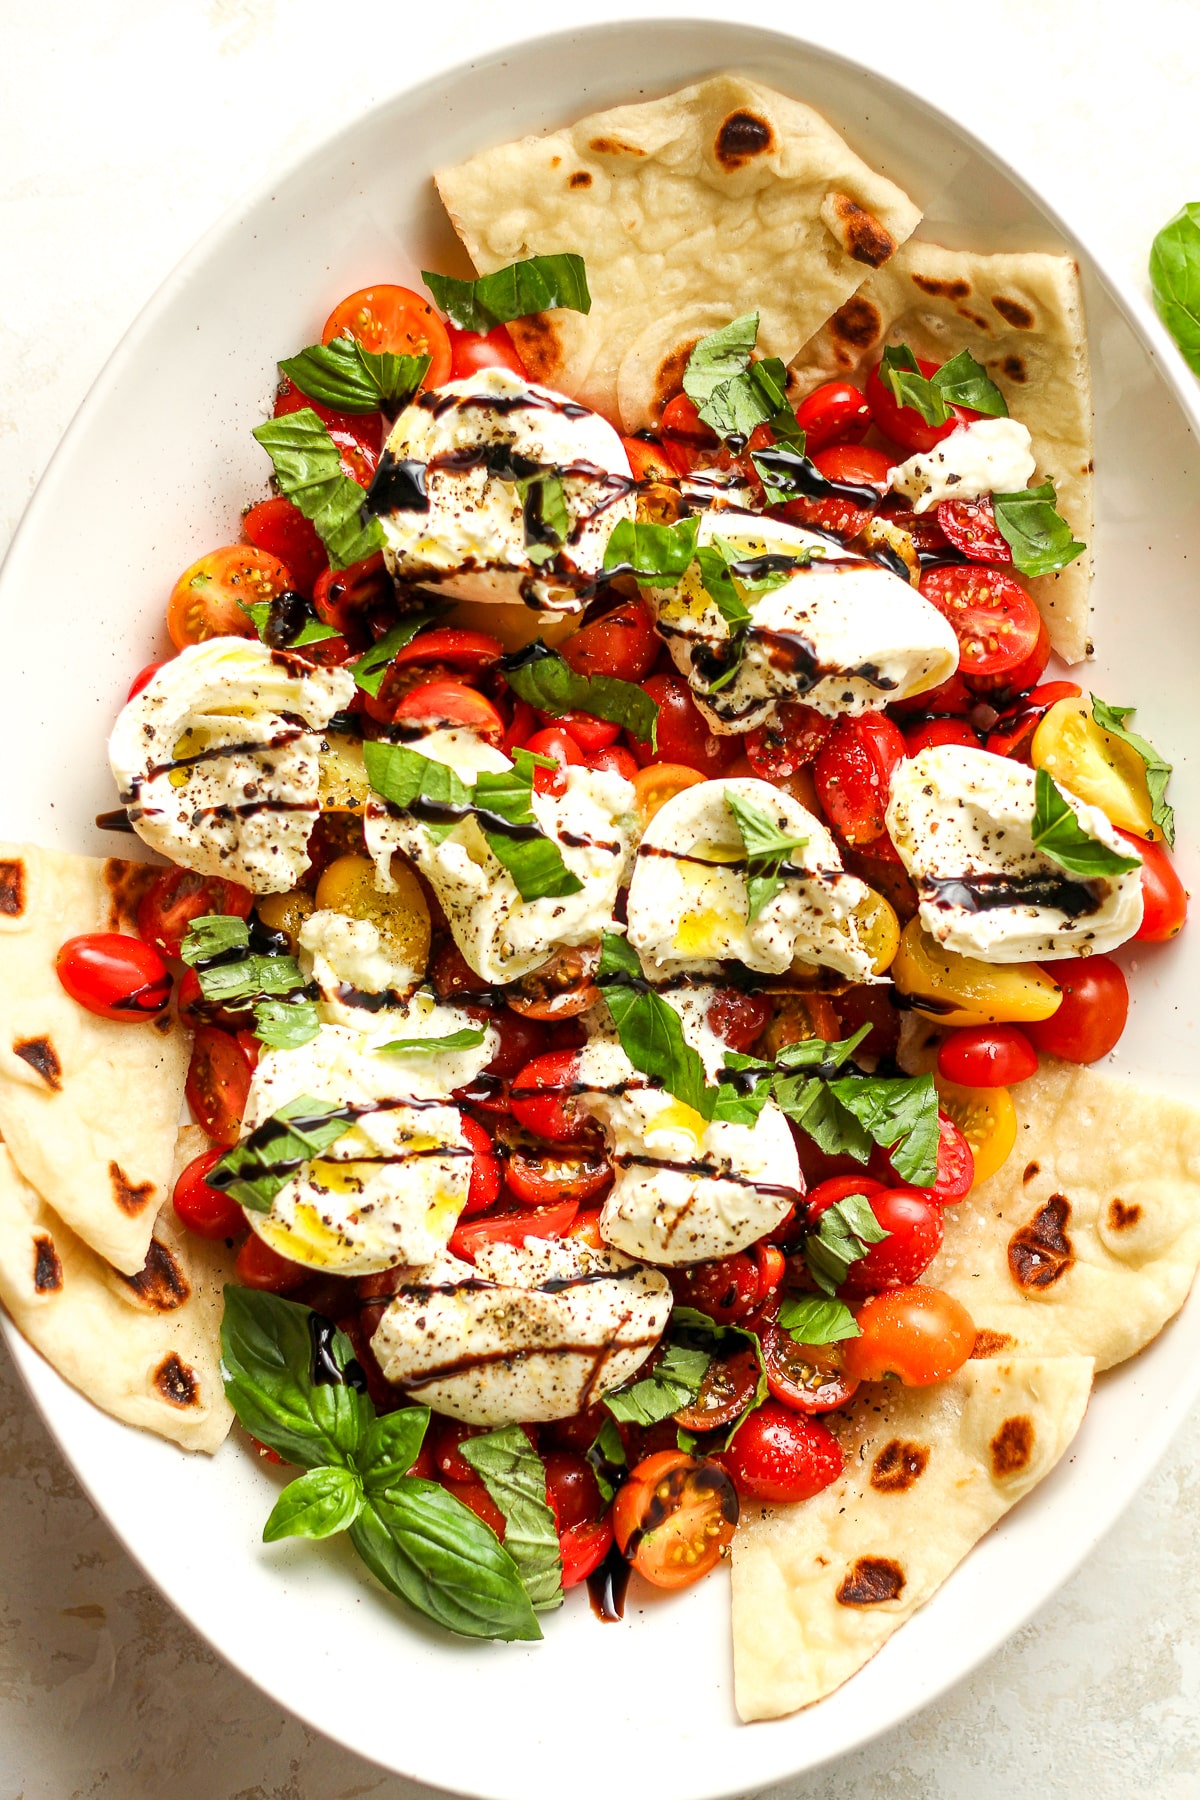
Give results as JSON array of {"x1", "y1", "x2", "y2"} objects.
[
  {"x1": 121, "y1": 1237, "x2": 190, "y2": 1312},
  {"x1": 1023, "y1": 1161, "x2": 1040, "y2": 1184},
  {"x1": 715, "y1": 110, "x2": 773, "y2": 170},
  {"x1": 913, "y1": 273, "x2": 970, "y2": 299},
  {"x1": 990, "y1": 1414, "x2": 1036, "y2": 1478},
  {"x1": 13, "y1": 1037, "x2": 62, "y2": 1091},
  {"x1": 971, "y1": 1329, "x2": 1015, "y2": 1359},
  {"x1": 506, "y1": 313, "x2": 562, "y2": 385},
  {"x1": 823, "y1": 193, "x2": 896, "y2": 269},
  {"x1": 0, "y1": 860, "x2": 25, "y2": 918},
  {"x1": 654, "y1": 338, "x2": 701, "y2": 419},
  {"x1": 32, "y1": 1234, "x2": 62, "y2": 1293},
  {"x1": 1002, "y1": 354, "x2": 1028, "y2": 383},
  {"x1": 836, "y1": 1556, "x2": 906, "y2": 1606},
  {"x1": 102, "y1": 858, "x2": 155, "y2": 932},
  {"x1": 110, "y1": 1162, "x2": 155, "y2": 1217},
  {"x1": 1008, "y1": 1195, "x2": 1074, "y2": 1291},
  {"x1": 588, "y1": 135, "x2": 646, "y2": 157},
  {"x1": 830, "y1": 294, "x2": 883, "y2": 352},
  {"x1": 154, "y1": 1353, "x2": 199, "y2": 1408},
  {"x1": 1107, "y1": 1198, "x2": 1142, "y2": 1232},
  {"x1": 869, "y1": 1439, "x2": 929, "y2": 1493},
  {"x1": 568, "y1": 170, "x2": 592, "y2": 189},
  {"x1": 992, "y1": 295, "x2": 1035, "y2": 329}
]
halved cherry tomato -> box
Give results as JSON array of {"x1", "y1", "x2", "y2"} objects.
[
  {"x1": 757, "y1": 1314, "x2": 859, "y2": 1413},
  {"x1": 813, "y1": 714, "x2": 907, "y2": 845},
  {"x1": 937, "y1": 495, "x2": 1012, "y2": 563},
  {"x1": 186, "y1": 1026, "x2": 253, "y2": 1146},
  {"x1": 1031, "y1": 696, "x2": 1162, "y2": 840},
  {"x1": 560, "y1": 1516, "x2": 614, "y2": 1588},
  {"x1": 502, "y1": 698, "x2": 539, "y2": 758},
  {"x1": 1025, "y1": 956, "x2": 1129, "y2": 1062},
  {"x1": 234, "y1": 1232, "x2": 307, "y2": 1293},
  {"x1": 621, "y1": 437, "x2": 678, "y2": 484},
  {"x1": 458, "y1": 1115, "x2": 501, "y2": 1215},
  {"x1": 934, "y1": 1080, "x2": 1018, "y2": 1187},
  {"x1": 919, "y1": 565, "x2": 1043, "y2": 681},
  {"x1": 323, "y1": 284, "x2": 452, "y2": 388},
  {"x1": 794, "y1": 380, "x2": 872, "y2": 452},
  {"x1": 566, "y1": 1206, "x2": 605, "y2": 1250},
  {"x1": 506, "y1": 945, "x2": 601, "y2": 1021},
  {"x1": 840, "y1": 1189, "x2": 944, "y2": 1296},
  {"x1": 673, "y1": 1347, "x2": 761, "y2": 1433},
  {"x1": 866, "y1": 355, "x2": 980, "y2": 457},
  {"x1": 627, "y1": 673, "x2": 741, "y2": 776},
  {"x1": 312, "y1": 553, "x2": 390, "y2": 644},
  {"x1": 172, "y1": 1148, "x2": 245, "y2": 1239},
  {"x1": 705, "y1": 988, "x2": 772, "y2": 1053},
  {"x1": 136, "y1": 867, "x2": 253, "y2": 960},
  {"x1": 612, "y1": 1450, "x2": 738, "y2": 1588},
  {"x1": 430, "y1": 1417, "x2": 521, "y2": 1482},
  {"x1": 449, "y1": 1200, "x2": 578, "y2": 1260},
  {"x1": 745, "y1": 701, "x2": 834, "y2": 781},
  {"x1": 937, "y1": 1025, "x2": 1038, "y2": 1088},
  {"x1": 986, "y1": 680, "x2": 1082, "y2": 761},
  {"x1": 892, "y1": 917, "x2": 1062, "y2": 1027},
  {"x1": 842, "y1": 1284, "x2": 975, "y2": 1385},
  {"x1": 477, "y1": 1008, "x2": 549, "y2": 1079},
  {"x1": 441, "y1": 1479, "x2": 507, "y2": 1539},
  {"x1": 869, "y1": 1112, "x2": 974, "y2": 1204},
  {"x1": 535, "y1": 709, "x2": 620, "y2": 754},
  {"x1": 586, "y1": 744, "x2": 640, "y2": 780},
  {"x1": 391, "y1": 627, "x2": 504, "y2": 672},
  {"x1": 543, "y1": 1450, "x2": 605, "y2": 1532},
  {"x1": 715, "y1": 1403, "x2": 843, "y2": 1502},
  {"x1": 780, "y1": 444, "x2": 891, "y2": 539},
  {"x1": 562, "y1": 596, "x2": 659, "y2": 683},
  {"x1": 890, "y1": 668, "x2": 975, "y2": 720},
  {"x1": 807, "y1": 1174, "x2": 886, "y2": 1217},
  {"x1": 510, "y1": 1051, "x2": 590, "y2": 1143},
  {"x1": 969, "y1": 616, "x2": 1051, "y2": 701},
  {"x1": 506, "y1": 1144, "x2": 612, "y2": 1207},
  {"x1": 392, "y1": 678, "x2": 505, "y2": 742},
  {"x1": 272, "y1": 376, "x2": 383, "y2": 487},
  {"x1": 166, "y1": 546, "x2": 290, "y2": 649},
  {"x1": 446, "y1": 323, "x2": 525, "y2": 380},
  {"x1": 659, "y1": 394, "x2": 721, "y2": 476},
  {"x1": 668, "y1": 1254, "x2": 761, "y2": 1326},
  {"x1": 127, "y1": 660, "x2": 168, "y2": 701},
  {"x1": 902, "y1": 717, "x2": 982, "y2": 755},
  {"x1": 523, "y1": 725, "x2": 584, "y2": 796},
  {"x1": 55, "y1": 933, "x2": 172, "y2": 1021},
  {"x1": 750, "y1": 1242, "x2": 786, "y2": 1306},
  {"x1": 1119, "y1": 832, "x2": 1188, "y2": 941},
  {"x1": 631, "y1": 761, "x2": 705, "y2": 825},
  {"x1": 243, "y1": 496, "x2": 328, "y2": 596}
]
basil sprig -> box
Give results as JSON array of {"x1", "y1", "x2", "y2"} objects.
[
  {"x1": 681, "y1": 312, "x2": 803, "y2": 445},
  {"x1": 878, "y1": 344, "x2": 1008, "y2": 427},
  {"x1": 1150, "y1": 203, "x2": 1200, "y2": 374},
  {"x1": 802, "y1": 1194, "x2": 889, "y2": 1296},
  {"x1": 209, "y1": 1096, "x2": 356, "y2": 1213},
  {"x1": 1091, "y1": 696, "x2": 1174, "y2": 845},
  {"x1": 180, "y1": 916, "x2": 319, "y2": 1049},
  {"x1": 500, "y1": 640, "x2": 658, "y2": 748},
  {"x1": 253, "y1": 409, "x2": 385, "y2": 570},
  {"x1": 725, "y1": 790, "x2": 809, "y2": 920},
  {"x1": 602, "y1": 1339, "x2": 712, "y2": 1427},
  {"x1": 775, "y1": 1294, "x2": 861, "y2": 1345},
  {"x1": 221, "y1": 1289, "x2": 540, "y2": 1640},
  {"x1": 378, "y1": 1027, "x2": 487, "y2": 1057},
  {"x1": 422, "y1": 254, "x2": 591, "y2": 334},
  {"x1": 1031, "y1": 768, "x2": 1143, "y2": 878},
  {"x1": 279, "y1": 338, "x2": 430, "y2": 418},
  {"x1": 602, "y1": 515, "x2": 700, "y2": 584},
  {"x1": 991, "y1": 480, "x2": 1085, "y2": 577},
  {"x1": 351, "y1": 608, "x2": 444, "y2": 697},
  {"x1": 460, "y1": 1426, "x2": 563, "y2": 1610}
]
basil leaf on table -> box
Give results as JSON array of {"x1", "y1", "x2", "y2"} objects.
[
  {"x1": 991, "y1": 480, "x2": 1085, "y2": 577},
  {"x1": 1032, "y1": 768, "x2": 1143, "y2": 878},
  {"x1": 602, "y1": 514, "x2": 700, "y2": 584},
  {"x1": 252, "y1": 996, "x2": 321, "y2": 1051},
  {"x1": 263, "y1": 1465, "x2": 364, "y2": 1543},
  {"x1": 1150, "y1": 202, "x2": 1200, "y2": 375},
  {"x1": 1091, "y1": 696, "x2": 1175, "y2": 845},
  {"x1": 279, "y1": 338, "x2": 430, "y2": 417},
  {"x1": 253, "y1": 409, "x2": 385, "y2": 570},
  {"x1": 351, "y1": 610, "x2": 444, "y2": 697},
  {"x1": 377, "y1": 1027, "x2": 488, "y2": 1057},
  {"x1": 775, "y1": 1294, "x2": 861, "y2": 1345},
  {"x1": 461, "y1": 1425, "x2": 563, "y2": 1611},
  {"x1": 803, "y1": 1193, "x2": 889, "y2": 1297},
  {"x1": 423, "y1": 253, "x2": 591, "y2": 334},
  {"x1": 500, "y1": 641, "x2": 659, "y2": 748},
  {"x1": 602, "y1": 1340, "x2": 712, "y2": 1427},
  {"x1": 220, "y1": 1288, "x2": 371, "y2": 1468},
  {"x1": 210, "y1": 1096, "x2": 356, "y2": 1213}
]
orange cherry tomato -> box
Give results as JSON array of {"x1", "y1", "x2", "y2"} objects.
[
  {"x1": 323, "y1": 284, "x2": 452, "y2": 387},
  {"x1": 621, "y1": 437, "x2": 678, "y2": 483},
  {"x1": 842, "y1": 1284, "x2": 975, "y2": 1386},
  {"x1": 166, "y1": 545, "x2": 292, "y2": 649},
  {"x1": 612, "y1": 1450, "x2": 738, "y2": 1590},
  {"x1": 630, "y1": 761, "x2": 705, "y2": 825}
]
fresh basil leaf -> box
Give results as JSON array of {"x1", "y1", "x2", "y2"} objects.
[
  {"x1": 708, "y1": 1068, "x2": 776, "y2": 1126},
  {"x1": 422, "y1": 254, "x2": 591, "y2": 334},
  {"x1": 775, "y1": 1294, "x2": 861, "y2": 1345},
  {"x1": 362, "y1": 740, "x2": 471, "y2": 812},
  {"x1": 253, "y1": 996, "x2": 321, "y2": 1051},
  {"x1": 352, "y1": 610, "x2": 443, "y2": 697},
  {"x1": 377, "y1": 1027, "x2": 487, "y2": 1057},
  {"x1": 252, "y1": 409, "x2": 385, "y2": 571},
  {"x1": 603, "y1": 1340, "x2": 712, "y2": 1427},
  {"x1": 210, "y1": 1096, "x2": 355, "y2": 1213},
  {"x1": 1150, "y1": 203, "x2": 1200, "y2": 375},
  {"x1": 587, "y1": 1415, "x2": 627, "y2": 1505},
  {"x1": 198, "y1": 951, "x2": 306, "y2": 1008},
  {"x1": 602, "y1": 514, "x2": 701, "y2": 584},
  {"x1": 682, "y1": 315, "x2": 804, "y2": 445},
  {"x1": 279, "y1": 337, "x2": 430, "y2": 417},
  {"x1": 929, "y1": 348, "x2": 1008, "y2": 418},
  {"x1": 180, "y1": 915, "x2": 250, "y2": 966},
  {"x1": 1032, "y1": 767, "x2": 1143, "y2": 878},
  {"x1": 460, "y1": 1426, "x2": 563, "y2": 1611},
  {"x1": 349, "y1": 1483, "x2": 542, "y2": 1641},
  {"x1": 803, "y1": 1193, "x2": 888, "y2": 1297},
  {"x1": 263, "y1": 1465, "x2": 363, "y2": 1543},
  {"x1": 500, "y1": 642, "x2": 659, "y2": 749},
  {"x1": 1091, "y1": 696, "x2": 1175, "y2": 846},
  {"x1": 220, "y1": 1289, "x2": 370, "y2": 1468},
  {"x1": 693, "y1": 545, "x2": 753, "y2": 630},
  {"x1": 356, "y1": 1407, "x2": 431, "y2": 1495},
  {"x1": 879, "y1": 344, "x2": 949, "y2": 427},
  {"x1": 238, "y1": 596, "x2": 339, "y2": 648},
  {"x1": 991, "y1": 480, "x2": 1085, "y2": 577},
  {"x1": 597, "y1": 933, "x2": 713, "y2": 1117},
  {"x1": 772, "y1": 1073, "x2": 873, "y2": 1162},
  {"x1": 825, "y1": 1072, "x2": 941, "y2": 1187},
  {"x1": 725, "y1": 789, "x2": 809, "y2": 922},
  {"x1": 878, "y1": 344, "x2": 1007, "y2": 427},
  {"x1": 516, "y1": 470, "x2": 570, "y2": 563},
  {"x1": 668, "y1": 1306, "x2": 769, "y2": 1444},
  {"x1": 473, "y1": 751, "x2": 584, "y2": 902},
  {"x1": 775, "y1": 1025, "x2": 871, "y2": 1071},
  {"x1": 682, "y1": 313, "x2": 760, "y2": 415}
]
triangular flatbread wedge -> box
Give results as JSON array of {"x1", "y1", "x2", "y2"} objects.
[
  {"x1": 436, "y1": 74, "x2": 921, "y2": 433},
  {"x1": 731, "y1": 1354, "x2": 1093, "y2": 1719},
  {"x1": 0, "y1": 1131, "x2": 234, "y2": 1452},
  {"x1": 0, "y1": 842, "x2": 190, "y2": 1274},
  {"x1": 789, "y1": 240, "x2": 1093, "y2": 662}
]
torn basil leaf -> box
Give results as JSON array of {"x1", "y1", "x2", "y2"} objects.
[
  {"x1": 602, "y1": 514, "x2": 700, "y2": 584},
  {"x1": 824, "y1": 1072, "x2": 941, "y2": 1187},
  {"x1": 363, "y1": 740, "x2": 471, "y2": 813},
  {"x1": 208, "y1": 1095, "x2": 355, "y2": 1213},
  {"x1": 775, "y1": 1294, "x2": 861, "y2": 1345},
  {"x1": 422, "y1": 254, "x2": 591, "y2": 334},
  {"x1": 180, "y1": 914, "x2": 250, "y2": 966},
  {"x1": 460, "y1": 1426, "x2": 563, "y2": 1611},
  {"x1": 878, "y1": 343, "x2": 1007, "y2": 427},
  {"x1": 1032, "y1": 768, "x2": 1143, "y2": 878},
  {"x1": 725, "y1": 789, "x2": 809, "y2": 921},
  {"x1": 377, "y1": 1027, "x2": 488, "y2": 1057},
  {"x1": 596, "y1": 933, "x2": 713, "y2": 1117},
  {"x1": 602, "y1": 1340, "x2": 711, "y2": 1427},
  {"x1": 253, "y1": 997, "x2": 321, "y2": 1051},
  {"x1": 279, "y1": 338, "x2": 430, "y2": 418},
  {"x1": 252, "y1": 409, "x2": 385, "y2": 570},
  {"x1": 682, "y1": 312, "x2": 803, "y2": 444},
  {"x1": 992, "y1": 480, "x2": 1085, "y2": 578},
  {"x1": 180, "y1": 915, "x2": 307, "y2": 1010},
  {"x1": 238, "y1": 595, "x2": 339, "y2": 650},
  {"x1": 803, "y1": 1192, "x2": 888, "y2": 1296},
  {"x1": 1150, "y1": 203, "x2": 1200, "y2": 375},
  {"x1": 352, "y1": 609, "x2": 444, "y2": 697},
  {"x1": 500, "y1": 641, "x2": 659, "y2": 748},
  {"x1": 516, "y1": 470, "x2": 570, "y2": 564},
  {"x1": 1091, "y1": 696, "x2": 1174, "y2": 846}
]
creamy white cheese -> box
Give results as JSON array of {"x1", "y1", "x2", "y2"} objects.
[
  {"x1": 365, "y1": 729, "x2": 636, "y2": 984},
  {"x1": 370, "y1": 1236, "x2": 671, "y2": 1425},
  {"x1": 886, "y1": 745, "x2": 1144, "y2": 961},
  {"x1": 375, "y1": 367, "x2": 635, "y2": 612},
  {"x1": 299, "y1": 910, "x2": 424, "y2": 1027},
  {"x1": 642, "y1": 509, "x2": 959, "y2": 730},
  {"x1": 241, "y1": 1015, "x2": 493, "y2": 1275},
  {"x1": 108, "y1": 637, "x2": 353, "y2": 894},
  {"x1": 887, "y1": 418, "x2": 1036, "y2": 515},
  {"x1": 626, "y1": 776, "x2": 874, "y2": 981}
]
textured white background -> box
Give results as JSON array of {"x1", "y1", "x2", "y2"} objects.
[{"x1": 4, "y1": 2, "x2": 1200, "y2": 1795}]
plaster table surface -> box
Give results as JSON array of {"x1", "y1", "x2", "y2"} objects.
[{"x1": 3, "y1": 2, "x2": 1200, "y2": 1795}]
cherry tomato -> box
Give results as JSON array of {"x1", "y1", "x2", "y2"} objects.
[
  {"x1": 937, "y1": 1024, "x2": 1039, "y2": 1088},
  {"x1": 986, "y1": 680, "x2": 1082, "y2": 761},
  {"x1": 55, "y1": 933, "x2": 172, "y2": 1021},
  {"x1": 705, "y1": 988, "x2": 772, "y2": 1053},
  {"x1": 243, "y1": 496, "x2": 328, "y2": 596},
  {"x1": 757, "y1": 1315, "x2": 859, "y2": 1414},
  {"x1": 234, "y1": 1232, "x2": 306, "y2": 1293},
  {"x1": 312, "y1": 553, "x2": 390, "y2": 644},
  {"x1": 478, "y1": 1008, "x2": 549, "y2": 1079},
  {"x1": 272, "y1": 376, "x2": 382, "y2": 487},
  {"x1": 560, "y1": 1516, "x2": 614, "y2": 1589},
  {"x1": 430, "y1": 1417, "x2": 524, "y2": 1482},
  {"x1": 391, "y1": 627, "x2": 504, "y2": 672},
  {"x1": 919, "y1": 565, "x2": 1043, "y2": 682},
  {"x1": 323, "y1": 284, "x2": 452, "y2": 387},
  {"x1": 631, "y1": 761, "x2": 705, "y2": 825},
  {"x1": 868, "y1": 1113, "x2": 974, "y2": 1204},
  {"x1": 937, "y1": 495, "x2": 1013, "y2": 563},
  {"x1": 543, "y1": 1450, "x2": 605, "y2": 1533},
  {"x1": 441, "y1": 1479, "x2": 507, "y2": 1539},
  {"x1": 745, "y1": 702, "x2": 834, "y2": 780},
  {"x1": 448, "y1": 1199, "x2": 578, "y2": 1260},
  {"x1": 902, "y1": 717, "x2": 982, "y2": 756},
  {"x1": 621, "y1": 437, "x2": 678, "y2": 483},
  {"x1": 969, "y1": 616, "x2": 1052, "y2": 702},
  {"x1": 627, "y1": 673, "x2": 740, "y2": 776},
  {"x1": 1119, "y1": 833, "x2": 1188, "y2": 941},
  {"x1": 890, "y1": 668, "x2": 975, "y2": 721},
  {"x1": 502, "y1": 698, "x2": 539, "y2": 758},
  {"x1": 536, "y1": 709, "x2": 621, "y2": 753},
  {"x1": 186, "y1": 1026, "x2": 253, "y2": 1146},
  {"x1": 659, "y1": 394, "x2": 721, "y2": 475},
  {"x1": 839, "y1": 1189, "x2": 944, "y2": 1297},
  {"x1": 561, "y1": 597, "x2": 659, "y2": 683},
  {"x1": 127, "y1": 660, "x2": 168, "y2": 701},
  {"x1": 794, "y1": 380, "x2": 872, "y2": 452},
  {"x1": 458, "y1": 1115, "x2": 501, "y2": 1216},
  {"x1": 1025, "y1": 956, "x2": 1129, "y2": 1063},
  {"x1": 523, "y1": 725, "x2": 585, "y2": 797},
  {"x1": 392, "y1": 678, "x2": 505, "y2": 742},
  {"x1": 172, "y1": 1148, "x2": 244, "y2": 1239},
  {"x1": 136, "y1": 868, "x2": 253, "y2": 961},
  {"x1": 866, "y1": 355, "x2": 981, "y2": 456},
  {"x1": 166, "y1": 545, "x2": 290, "y2": 649},
  {"x1": 612, "y1": 1450, "x2": 738, "y2": 1589},
  {"x1": 842, "y1": 1284, "x2": 975, "y2": 1385},
  {"x1": 668, "y1": 1254, "x2": 761, "y2": 1326},
  {"x1": 510, "y1": 1050, "x2": 590, "y2": 1143},
  {"x1": 813, "y1": 714, "x2": 907, "y2": 845},
  {"x1": 673, "y1": 1347, "x2": 762, "y2": 1433},
  {"x1": 586, "y1": 744, "x2": 640, "y2": 780},
  {"x1": 807, "y1": 1174, "x2": 885, "y2": 1217},
  {"x1": 715, "y1": 1403, "x2": 843, "y2": 1503},
  {"x1": 446, "y1": 323, "x2": 525, "y2": 380},
  {"x1": 781, "y1": 444, "x2": 891, "y2": 539},
  {"x1": 506, "y1": 946, "x2": 600, "y2": 1022},
  {"x1": 506, "y1": 1145, "x2": 612, "y2": 1208}
]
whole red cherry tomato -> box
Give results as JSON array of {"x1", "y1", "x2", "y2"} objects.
[
  {"x1": 585, "y1": 744, "x2": 640, "y2": 780},
  {"x1": 446, "y1": 323, "x2": 526, "y2": 380},
  {"x1": 937, "y1": 1024, "x2": 1039, "y2": 1088},
  {"x1": 561, "y1": 596, "x2": 659, "y2": 683},
  {"x1": 705, "y1": 988, "x2": 772, "y2": 1053},
  {"x1": 794, "y1": 380, "x2": 872, "y2": 452},
  {"x1": 458, "y1": 1115, "x2": 501, "y2": 1216},
  {"x1": 1116, "y1": 832, "x2": 1188, "y2": 942},
  {"x1": 56, "y1": 933, "x2": 172, "y2": 1021},
  {"x1": 839, "y1": 1189, "x2": 944, "y2": 1297},
  {"x1": 627, "y1": 673, "x2": 740, "y2": 776},
  {"x1": 902, "y1": 717, "x2": 982, "y2": 756},
  {"x1": 715, "y1": 1403, "x2": 843, "y2": 1502},
  {"x1": 543, "y1": 1450, "x2": 606, "y2": 1533},
  {"x1": 560, "y1": 1516, "x2": 614, "y2": 1589},
  {"x1": 668, "y1": 1254, "x2": 762, "y2": 1325},
  {"x1": 243, "y1": 496, "x2": 328, "y2": 596},
  {"x1": 781, "y1": 444, "x2": 891, "y2": 539},
  {"x1": 523, "y1": 725, "x2": 585, "y2": 797},
  {"x1": 1025, "y1": 956, "x2": 1129, "y2": 1063},
  {"x1": 186, "y1": 1026, "x2": 253, "y2": 1146},
  {"x1": 137, "y1": 867, "x2": 253, "y2": 961},
  {"x1": 813, "y1": 713, "x2": 907, "y2": 845},
  {"x1": 866, "y1": 355, "x2": 981, "y2": 456},
  {"x1": 173, "y1": 1148, "x2": 245, "y2": 1239},
  {"x1": 842, "y1": 1284, "x2": 975, "y2": 1385}
]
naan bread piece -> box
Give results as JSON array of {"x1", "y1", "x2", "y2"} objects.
[
  {"x1": 435, "y1": 74, "x2": 921, "y2": 432},
  {"x1": 731, "y1": 1354, "x2": 1093, "y2": 1719},
  {"x1": 0, "y1": 842, "x2": 190, "y2": 1274},
  {"x1": 928, "y1": 1059, "x2": 1200, "y2": 1371},
  {"x1": 0, "y1": 1135, "x2": 234, "y2": 1451},
  {"x1": 789, "y1": 240, "x2": 1093, "y2": 662}
]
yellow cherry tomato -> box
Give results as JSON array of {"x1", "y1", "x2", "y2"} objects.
[
  {"x1": 631, "y1": 762, "x2": 705, "y2": 825},
  {"x1": 317, "y1": 735, "x2": 372, "y2": 815},
  {"x1": 1031, "y1": 696, "x2": 1160, "y2": 841},
  {"x1": 855, "y1": 888, "x2": 901, "y2": 975},
  {"x1": 891, "y1": 918, "x2": 1062, "y2": 1027},
  {"x1": 935, "y1": 1078, "x2": 1018, "y2": 1187},
  {"x1": 314, "y1": 853, "x2": 431, "y2": 978},
  {"x1": 254, "y1": 889, "x2": 315, "y2": 955}
]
